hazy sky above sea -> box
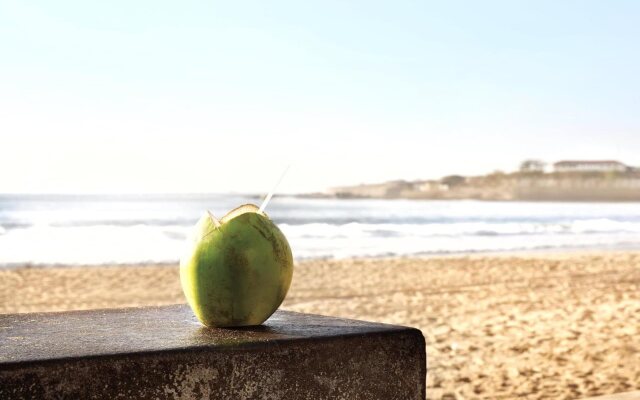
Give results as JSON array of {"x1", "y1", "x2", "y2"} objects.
[{"x1": 1, "y1": 1, "x2": 639, "y2": 194}]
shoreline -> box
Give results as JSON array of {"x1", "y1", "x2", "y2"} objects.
[{"x1": 3, "y1": 246, "x2": 640, "y2": 270}]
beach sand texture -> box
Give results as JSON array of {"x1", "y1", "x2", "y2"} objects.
[{"x1": 1, "y1": 252, "x2": 639, "y2": 400}]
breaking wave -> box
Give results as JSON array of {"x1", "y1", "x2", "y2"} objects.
[{"x1": 2, "y1": 195, "x2": 640, "y2": 266}]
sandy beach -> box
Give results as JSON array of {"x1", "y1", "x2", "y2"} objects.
[{"x1": 1, "y1": 251, "x2": 639, "y2": 399}]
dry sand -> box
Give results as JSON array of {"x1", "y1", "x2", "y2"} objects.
[{"x1": 1, "y1": 251, "x2": 639, "y2": 400}]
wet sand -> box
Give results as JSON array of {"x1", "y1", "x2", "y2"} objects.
[{"x1": 1, "y1": 252, "x2": 639, "y2": 399}]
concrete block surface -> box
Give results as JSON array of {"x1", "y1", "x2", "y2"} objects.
[{"x1": 0, "y1": 305, "x2": 426, "y2": 399}]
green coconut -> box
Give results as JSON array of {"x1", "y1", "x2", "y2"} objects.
[{"x1": 180, "y1": 204, "x2": 293, "y2": 327}]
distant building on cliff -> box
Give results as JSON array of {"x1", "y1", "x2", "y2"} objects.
[
  {"x1": 520, "y1": 159, "x2": 546, "y2": 173},
  {"x1": 553, "y1": 160, "x2": 629, "y2": 173}
]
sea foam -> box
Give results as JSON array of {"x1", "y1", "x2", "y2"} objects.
[{"x1": 1, "y1": 195, "x2": 640, "y2": 266}]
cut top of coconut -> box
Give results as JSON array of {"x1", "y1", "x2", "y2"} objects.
[{"x1": 206, "y1": 204, "x2": 267, "y2": 227}]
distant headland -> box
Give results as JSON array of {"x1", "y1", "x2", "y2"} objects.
[{"x1": 304, "y1": 160, "x2": 640, "y2": 202}]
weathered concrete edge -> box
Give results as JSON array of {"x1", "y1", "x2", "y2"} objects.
[
  {"x1": 0, "y1": 327, "x2": 426, "y2": 371},
  {"x1": 0, "y1": 303, "x2": 416, "y2": 331},
  {"x1": 2, "y1": 329, "x2": 426, "y2": 400},
  {"x1": 410, "y1": 327, "x2": 427, "y2": 400},
  {"x1": 0, "y1": 304, "x2": 414, "y2": 332},
  {"x1": 0, "y1": 304, "x2": 426, "y2": 370}
]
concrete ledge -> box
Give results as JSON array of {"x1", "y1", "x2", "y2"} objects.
[{"x1": 0, "y1": 305, "x2": 426, "y2": 399}]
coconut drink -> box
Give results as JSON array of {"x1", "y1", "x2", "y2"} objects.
[{"x1": 180, "y1": 169, "x2": 293, "y2": 327}]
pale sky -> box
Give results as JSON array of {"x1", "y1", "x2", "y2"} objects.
[{"x1": 1, "y1": 1, "x2": 639, "y2": 194}]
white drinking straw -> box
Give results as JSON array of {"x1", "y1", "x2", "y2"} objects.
[{"x1": 259, "y1": 165, "x2": 291, "y2": 213}]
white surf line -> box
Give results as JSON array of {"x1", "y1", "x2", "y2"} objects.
[{"x1": 259, "y1": 164, "x2": 291, "y2": 213}]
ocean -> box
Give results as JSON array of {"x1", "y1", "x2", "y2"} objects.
[{"x1": 1, "y1": 194, "x2": 640, "y2": 267}]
